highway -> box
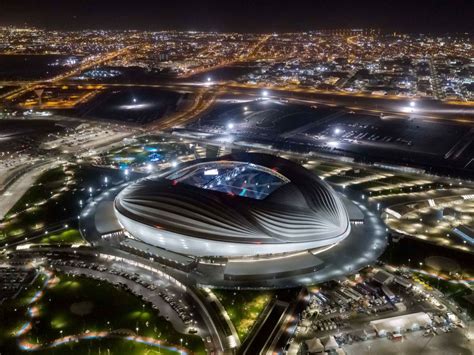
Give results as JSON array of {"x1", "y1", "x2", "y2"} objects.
[
  {"x1": 71, "y1": 81, "x2": 474, "y2": 122},
  {"x1": 0, "y1": 159, "x2": 62, "y2": 220},
  {"x1": 2, "y1": 74, "x2": 474, "y2": 126},
  {"x1": 176, "y1": 34, "x2": 271, "y2": 79},
  {"x1": 147, "y1": 87, "x2": 218, "y2": 130},
  {"x1": 0, "y1": 46, "x2": 132, "y2": 101}
]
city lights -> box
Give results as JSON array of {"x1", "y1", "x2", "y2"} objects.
[{"x1": 0, "y1": 9, "x2": 471, "y2": 355}]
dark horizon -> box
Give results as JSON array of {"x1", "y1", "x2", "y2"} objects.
[{"x1": 1, "y1": 0, "x2": 473, "y2": 34}]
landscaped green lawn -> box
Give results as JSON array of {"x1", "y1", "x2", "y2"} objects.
[
  {"x1": 0, "y1": 164, "x2": 126, "y2": 241},
  {"x1": 7, "y1": 167, "x2": 70, "y2": 216},
  {"x1": 1, "y1": 166, "x2": 75, "y2": 240},
  {"x1": 28, "y1": 338, "x2": 184, "y2": 355},
  {"x1": 0, "y1": 273, "x2": 206, "y2": 354},
  {"x1": 212, "y1": 289, "x2": 273, "y2": 341},
  {"x1": 103, "y1": 136, "x2": 192, "y2": 169},
  {"x1": 0, "y1": 272, "x2": 48, "y2": 352},
  {"x1": 416, "y1": 273, "x2": 473, "y2": 317},
  {"x1": 38, "y1": 228, "x2": 85, "y2": 245}
]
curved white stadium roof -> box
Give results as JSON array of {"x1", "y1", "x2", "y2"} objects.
[{"x1": 115, "y1": 153, "x2": 350, "y2": 258}]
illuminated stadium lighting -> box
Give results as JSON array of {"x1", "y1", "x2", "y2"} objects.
[
  {"x1": 133, "y1": 98, "x2": 137, "y2": 103},
  {"x1": 204, "y1": 168, "x2": 219, "y2": 176},
  {"x1": 171, "y1": 161, "x2": 178, "y2": 168},
  {"x1": 334, "y1": 128, "x2": 341, "y2": 135},
  {"x1": 227, "y1": 122, "x2": 235, "y2": 130},
  {"x1": 121, "y1": 103, "x2": 151, "y2": 110},
  {"x1": 262, "y1": 90, "x2": 269, "y2": 97},
  {"x1": 244, "y1": 106, "x2": 248, "y2": 111},
  {"x1": 207, "y1": 77, "x2": 212, "y2": 82},
  {"x1": 410, "y1": 101, "x2": 416, "y2": 107}
]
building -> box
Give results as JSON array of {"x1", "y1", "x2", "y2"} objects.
[
  {"x1": 370, "y1": 312, "x2": 432, "y2": 336},
  {"x1": 115, "y1": 153, "x2": 350, "y2": 258},
  {"x1": 453, "y1": 225, "x2": 474, "y2": 245},
  {"x1": 80, "y1": 150, "x2": 386, "y2": 288},
  {"x1": 305, "y1": 337, "x2": 324, "y2": 354},
  {"x1": 373, "y1": 269, "x2": 394, "y2": 285}
]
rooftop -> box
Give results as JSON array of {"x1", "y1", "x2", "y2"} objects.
[{"x1": 166, "y1": 161, "x2": 290, "y2": 200}]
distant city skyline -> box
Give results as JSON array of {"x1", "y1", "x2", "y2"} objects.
[{"x1": 0, "y1": 0, "x2": 473, "y2": 33}]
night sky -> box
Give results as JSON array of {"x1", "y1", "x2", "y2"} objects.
[{"x1": 0, "y1": 0, "x2": 472, "y2": 33}]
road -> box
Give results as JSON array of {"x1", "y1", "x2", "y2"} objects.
[
  {"x1": 1, "y1": 46, "x2": 132, "y2": 101},
  {"x1": 47, "y1": 81, "x2": 474, "y2": 125},
  {"x1": 246, "y1": 34, "x2": 272, "y2": 60},
  {"x1": 2, "y1": 76, "x2": 474, "y2": 126},
  {"x1": 0, "y1": 158, "x2": 62, "y2": 220},
  {"x1": 177, "y1": 34, "x2": 271, "y2": 79},
  {"x1": 0, "y1": 124, "x2": 135, "y2": 223},
  {"x1": 148, "y1": 87, "x2": 219, "y2": 130}
]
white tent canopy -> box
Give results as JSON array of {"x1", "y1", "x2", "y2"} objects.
[
  {"x1": 323, "y1": 336, "x2": 339, "y2": 351},
  {"x1": 305, "y1": 337, "x2": 324, "y2": 353},
  {"x1": 370, "y1": 312, "x2": 432, "y2": 334}
]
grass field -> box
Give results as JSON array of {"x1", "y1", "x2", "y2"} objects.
[
  {"x1": 416, "y1": 273, "x2": 474, "y2": 317},
  {"x1": 38, "y1": 228, "x2": 85, "y2": 245},
  {"x1": 0, "y1": 166, "x2": 75, "y2": 240},
  {"x1": 0, "y1": 164, "x2": 126, "y2": 242},
  {"x1": 103, "y1": 136, "x2": 192, "y2": 170},
  {"x1": 0, "y1": 272, "x2": 206, "y2": 354},
  {"x1": 213, "y1": 289, "x2": 273, "y2": 341}
]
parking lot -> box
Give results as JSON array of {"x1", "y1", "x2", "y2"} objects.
[
  {"x1": 343, "y1": 325, "x2": 472, "y2": 355},
  {"x1": 183, "y1": 98, "x2": 474, "y2": 172},
  {"x1": 289, "y1": 264, "x2": 471, "y2": 355}
]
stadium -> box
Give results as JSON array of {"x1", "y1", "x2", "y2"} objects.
[{"x1": 114, "y1": 153, "x2": 351, "y2": 259}]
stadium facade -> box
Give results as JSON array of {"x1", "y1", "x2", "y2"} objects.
[{"x1": 114, "y1": 153, "x2": 351, "y2": 259}]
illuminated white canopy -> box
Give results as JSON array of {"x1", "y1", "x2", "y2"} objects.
[{"x1": 115, "y1": 153, "x2": 350, "y2": 258}]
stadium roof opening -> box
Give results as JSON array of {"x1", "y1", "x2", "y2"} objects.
[{"x1": 166, "y1": 161, "x2": 290, "y2": 200}]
